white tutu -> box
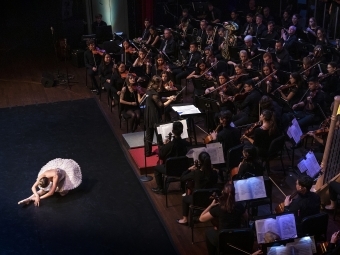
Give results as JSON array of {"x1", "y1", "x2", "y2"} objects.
[{"x1": 38, "y1": 158, "x2": 82, "y2": 191}]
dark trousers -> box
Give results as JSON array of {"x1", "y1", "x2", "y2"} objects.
[
  {"x1": 329, "y1": 181, "x2": 340, "y2": 201},
  {"x1": 87, "y1": 68, "x2": 99, "y2": 90},
  {"x1": 123, "y1": 109, "x2": 140, "y2": 132},
  {"x1": 182, "y1": 194, "x2": 193, "y2": 217},
  {"x1": 232, "y1": 112, "x2": 251, "y2": 127},
  {"x1": 282, "y1": 111, "x2": 316, "y2": 132},
  {"x1": 145, "y1": 127, "x2": 155, "y2": 155},
  {"x1": 205, "y1": 228, "x2": 218, "y2": 255},
  {"x1": 154, "y1": 164, "x2": 166, "y2": 189}
]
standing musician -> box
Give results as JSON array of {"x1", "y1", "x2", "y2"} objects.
[
  {"x1": 84, "y1": 39, "x2": 105, "y2": 94},
  {"x1": 242, "y1": 110, "x2": 279, "y2": 158},
  {"x1": 144, "y1": 76, "x2": 176, "y2": 157},
  {"x1": 120, "y1": 39, "x2": 137, "y2": 68},
  {"x1": 231, "y1": 79, "x2": 262, "y2": 126},
  {"x1": 276, "y1": 72, "x2": 304, "y2": 106},
  {"x1": 206, "y1": 2, "x2": 221, "y2": 24},
  {"x1": 98, "y1": 53, "x2": 114, "y2": 95},
  {"x1": 151, "y1": 54, "x2": 172, "y2": 76},
  {"x1": 283, "y1": 176, "x2": 320, "y2": 232},
  {"x1": 159, "y1": 29, "x2": 177, "y2": 62},
  {"x1": 151, "y1": 121, "x2": 188, "y2": 194},
  {"x1": 228, "y1": 50, "x2": 253, "y2": 70},
  {"x1": 119, "y1": 74, "x2": 144, "y2": 133},
  {"x1": 274, "y1": 40, "x2": 290, "y2": 72},
  {"x1": 319, "y1": 62, "x2": 340, "y2": 106},
  {"x1": 282, "y1": 77, "x2": 325, "y2": 132},
  {"x1": 105, "y1": 62, "x2": 128, "y2": 107},
  {"x1": 172, "y1": 42, "x2": 202, "y2": 86}
]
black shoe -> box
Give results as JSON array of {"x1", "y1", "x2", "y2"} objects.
[{"x1": 151, "y1": 187, "x2": 164, "y2": 194}]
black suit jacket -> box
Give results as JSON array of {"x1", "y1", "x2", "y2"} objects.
[
  {"x1": 254, "y1": 24, "x2": 267, "y2": 38},
  {"x1": 159, "y1": 37, "x2": 177, "y2": 61}
]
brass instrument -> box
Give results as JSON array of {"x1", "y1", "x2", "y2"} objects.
[
  {"x1": 221, "y1": 21, "x2": 239, "y2": 60},
  {"x1": 206, "y1": 26, "x2": 218, "y2": 45},
  {"x1": 255, "y1": 6, "x2": 263, "y2": 16},
  {"x1": 192, "y1": 28, "x2": 198, "y2": 37}
]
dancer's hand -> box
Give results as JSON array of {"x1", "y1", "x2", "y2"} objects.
[{"x1": 34, "y1": 197, "x2": 40, "y2": 207}]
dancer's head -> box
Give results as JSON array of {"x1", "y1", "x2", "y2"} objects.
[{"x1": 39, "y1": 177, "x2": 49, "y2": 188}]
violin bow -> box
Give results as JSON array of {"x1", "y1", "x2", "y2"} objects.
[
  {"x1": 226, "y1": 243, "x2": 252, "y2": 255},
  {"x1": 269, "y1": 177, "x2": 287, "y2": 197}
]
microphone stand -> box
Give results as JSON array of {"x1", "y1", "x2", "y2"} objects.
[
  {"x1": 51, "y1": 27, "x2": 62, "y2": 79},
  {"x1": 140, "y1": 92, "x2": 153, "y2": 182},
  {"x1": 60, "y1": 38, "x2": 78, "y2": 90}
]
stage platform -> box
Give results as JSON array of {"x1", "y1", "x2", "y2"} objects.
[
  {"x1": 129, "y1": 145, "x2": 159, "y2": 174},
  {"x1": 122, "y1": 131, "x2": 157, "y2": 149}
]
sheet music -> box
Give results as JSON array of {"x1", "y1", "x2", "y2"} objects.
[
  {"x1": 172, "y1": 105, "x2": 201, "y2": 115},
  {"x1": 287, "y1": 118, "x2": 303, "y2": 144},
  {"x1": 156, "y1": 120, "x2": 188, "y2": 142},
  {"x1": 206, "y1": 142, "x2": 225, "y2": 164},
  {"x1": 276, "y1": 214, "x2": 297, "y2": 240},
  {"x1": 297, "y1": 160, "x2": 308, "y2": 173},
  {"x1": 234, "y1": 179, "x2": 251, "y2": 201},
  {"x1": 286, "y1": 237, "x2": 314, "y2": 255},
  {"x1": 248, "y1": 176, "x2": 267, "y2": 199},
  {"x1": 305, "y1": 151, "x2": 321, "y2": 178},
  {"x1": 267, "y1": 246, "x2": 289, "y2": 255}
]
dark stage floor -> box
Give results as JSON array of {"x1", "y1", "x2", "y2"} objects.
[{"x1": 0, "y1": 99, "x2": 177, "y2": 255}]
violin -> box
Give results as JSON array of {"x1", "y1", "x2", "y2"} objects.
[
  {"x1": 125, "y1": 46, "x2": 137, "y2": 54},
  {"x1": 275, "y1": 190, "x2": 298, "y2": 214},
  {"x1": 232, "y1": 91, "x2": 250, "y2": 101},
  {"x1": 163, "y1": 80, "x2": 177, "y2": 91},
  {"x1": 241, "y1": 121, "x2": 262, "y2": 141},
  {"x1": 300, "y1": 127, "x2": 329, "y2": 140},
  {"x1": 272, "y1": 82, "x2": 297, "y2": 94},
  {"x1": 185, "y1": 160, "x2": 199, "y2": 195},
  {"x1": 92, "y1": 47, "x2": 105, "y2": 55},
  {"x1": 157, "y1": 132, "x2": 173, "y2": 165},
  {"x1": 120, "y1": 70, "x2": 129, "y2": 79},
  {"x1": 203, "y1": 124, "x2": 222, "y2": 144}
]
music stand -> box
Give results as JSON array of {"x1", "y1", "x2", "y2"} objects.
[
  {"x1": 195, "y1": 96, "x2": 220, "y2": 131},
  {"x1": 192, "y1": 78, "x2": 215, "y2": 96}
]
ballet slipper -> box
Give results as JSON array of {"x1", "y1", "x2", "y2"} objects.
[
  {"x1": 18, "y1": 197, "x2": 32, "y2": 205},
  {"x1": 325, "y1": 204, "x2": 335, "y2": 210},
  {"x1": 59, "y1": 190, "x2": 69, "y2": 196}
]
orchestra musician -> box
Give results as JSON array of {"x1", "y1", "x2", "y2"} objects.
[
  {"x1": 138, "y1": 18, "x2": 151, "y2": 42},
  {"x1": 91, "y1": 13, "x2": 107, "y2": 34},
  {"x1": 172, "y1": 42, "x2": 202, "y2": 86},
  {"x1": 199, "y1": 183, "x2": 247, "y2": 255},
  {"x1": 230, "y1": 64, "x2": 249, "y2": 92},
  {"x1": 262, "y1": 52, "x2": 279, "y2": 71},
  {"x1": 230, "y1": 10, "x2": 241, "y2": 27},
  {"x1": 299, "y1": 56, "x2": 319, "y2": 87},
  {"x1": 177, "y1": 151, "x2": 218, "y2": 225},
  {"x1": 254, "y1": 14, "x2": 266, "y2": 38},
  {"x1": 274, "y1": 40, "x2": 290, "y2": 71},
  {"x1": 119, "y1": 73, "x2": 144, "y2": 133},
  {"x1": 151, "y1": 121, "x2": 188, "y2": 194},
  {"x1": 238, "y1": 13, "x2": 256, "y2": 40},
  {"x1": 276, "y1": 72, "x2": 303, "y2": 106},
  {"x1": 177, "y1": 17, "x2": 193, "y2": 49},
  {"x1": 231, "y1": 79, "x2": 262, "y2": 126},
  {"x1": 281, "y1": 26, "x2": 298, "y2": 52},
  {"x1": 206, "y1": 2, "x2": 221, "y2": 24},
  {"x1": 282, "y1": 77, "x2": 325, "y2": 132},
  {"x1": 290, "y1": 14, "x2": 304, "y2": 39},
  {"x1": 144, "y1": 76, "x2": 176, "y2": 157},
  {"x1": 196, "y1": 20, "x2": 208, "y2": 51},
  {"x1": 261, "y1": 21, "x2": 280, "y2": 41},
  {"x1": 105, "y1": 62, "x2": 127, "y2": 107},
  {"x1": 259, "y1": 95, "x2": 283, "y2": 129},
  {"x1": 132, "y1": 48, "x2": 152, "y2": 85},
  {"x1": 315, "y1": 28, "x2": 331, "y2": 49},
  {"x1": 187, "y1": 59, "x2": 214, "y2": 96},
  {"x1": 281, "y1": 10, "x2": 291, "y2": 29},
  {"x1": 319, "y1": 62, "x2": 340, "y2": 106},
  {"x1": 177, "y1": 8, "x2": 193, "y2": 27},
  {"x1": 98, "y1": 53, "x2": 114, "y2": 96},
  {"x1": 242, "y1": 110, "x2": 280, "y2": 158},
  {"x1": 283, "y1": 176, "x2": 320, "y2": 232},
  {"x1": 84, "y1": 39, "x2": 105, "y2": 95},
  {"x1": 205, "y1": 25, "x2": 218, "y2": 51},
  {"x1": 262, "y1": 7, "x2": 275, "y2": 25},
  {"x1": 228, "y1": 50, "x2": 253, "y2": 70},
  {"x1": 160, "y1": 71, "x2": 177, "y2": 91},
  {"x1": 252, "y1": 64, "x2": 278, "y2": 94},
  {"x1": 145, "y1": 25, "x2": 161, "y2": 49},
  {"x1": 120, "y1": 39, "x2": 137, "y2": 68},
  {"x1": 159, "y1": 29, "x2": 177, "y2": 62},
  {"x1": 243, "y1": 35, "x2": 259, "y2": 59},
  {"x1": 305, "y1": 17, "x2": 319, "y2": 44}
]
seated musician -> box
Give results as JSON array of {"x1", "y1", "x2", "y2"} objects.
[
  {"x1": 232, "y1": 145, "x2": 263, "y2": 180},
  {"x1": 172, "y1": 42, "x2": 201, "y2": 86},
  {"x1": 262, "y1": 7, "x2": 275, "y2": 25},
  {"x1": 284, "y1": 175, "x2": 321, "y2": 231},
  {"x1": 132, "y1": 49, "x2": 152, "y2": 86},
  {"x1": 299, "y1": 57, "x2": 319, "y2": 88},
  {"x1": 151, "y1": 54, "x2": 172, "y2": 77},
  {"x1": 177, "y1": 152, "x2": 218, "y2": 225},
  {"x1": 229, "y1": 64, "x2": 249, "y2": 92},
  {"x1": 276, "y1": 72, "x2": 304, "y2": 107},
  {"x1": 160, "y1": 71, "x2": 177, "y2": 91},
  {"x1": 321, "y1": 231, "x2": 340, "y2": 255},
  {"x1": 206, "y1": 25, "x2": 219, "y2": 52},
  {"x1": 262, "y1": 52, "x2": 279, "y2": 71},
  {"x1": 290, "y1": 14, "x2": 304, "y2": 39},
  {"x1": 231, "y1": 79, "x2": 263, "y2": 126},
  {"x1": 91, "y1": 13, "x2": 107, "y2": 33},
  {"x1": 282, "y1": 77, "x2": 325, "y2": 132},
  {"x1": 159, "y1": 28, "x2": 177, "y2": 62},
  {"x1": 319, "y1": 62, "x2": 340, "y2": 106},
  {"x1": 315, "y1": 28, "x2": 331, "y2": 49},
  {"x1": 305, "y1": 17, "x2": 319, "y2": 44},
  {"x1": 84, "y1": 39, "x2": 105, "y2": 94},
  {"x1": 105, "y1": 62, "x2": 127, "y2": 107},
  {"x1": 186, "y1": 59, "x2": 214, "y2": 96},
  {"x1": 243, "y1": 35, "x2": 259, "y2": 59},
  {"x1": 151, "y1": 121, "x2": 188, "y2": 194},
  {"x1": 281, "y1": 26, "x2": 298, "y2": 52},
  {"x1": 99, "y1": 53, "x2": 114, "y2": 96},
  {"x1": 120, "y1": 39, "x2": 137, "y2": 68},
  {"x1": 199, "y1": 183, "x2": 247, "y2": 255},
  {"x1": 242, "y1": 110, "x2": 280, "y2": 158},
  {"x1": 206, "y1": 2, "x2": 221, "y2": 24},
  {"x1": 281, "y1": 11, "x2": 291, "y2": 30},
  {"x1": 203, "y1": 46, "x2": 218, "y2": 75},
  {"x1": 119, "y1": 74, "x2": 143, "y2": 133},
  {"x1": 252, "y1": 64, "x2": 279, "y2": 94},
  {"x1": 230, "y1": 10, "x2": 241, "y2": 27},
  {"x1": 145, "y1": 25, "x2": 161, "y2": 49},
  {"x1": 261, "y1": 21, "x2": 280, "y2": 41},
  {"x1": 254, "y1": 14, "x2": 267, "y2": 39},
  {"x1": 238, "y1": 13, "x2": 256, "y2": 41},
  {"x1": 259, "y1": 95, "x2": 283, "y2": 128},
  {"x1": 210, "y1": 110, "x2": 241, "y2": 164},
  {"x1": 274, "y1": 40, "x2": 290, "y2": 72},
  {"x1": 228, "y1": 50, "x2": 253, "y2": 69},
  {"x1": 196, "y1": 20, "x2": 208, "y2": 51},
  {"x1": 138, "y1": 18, "x2": 151, "y2": 42}
]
